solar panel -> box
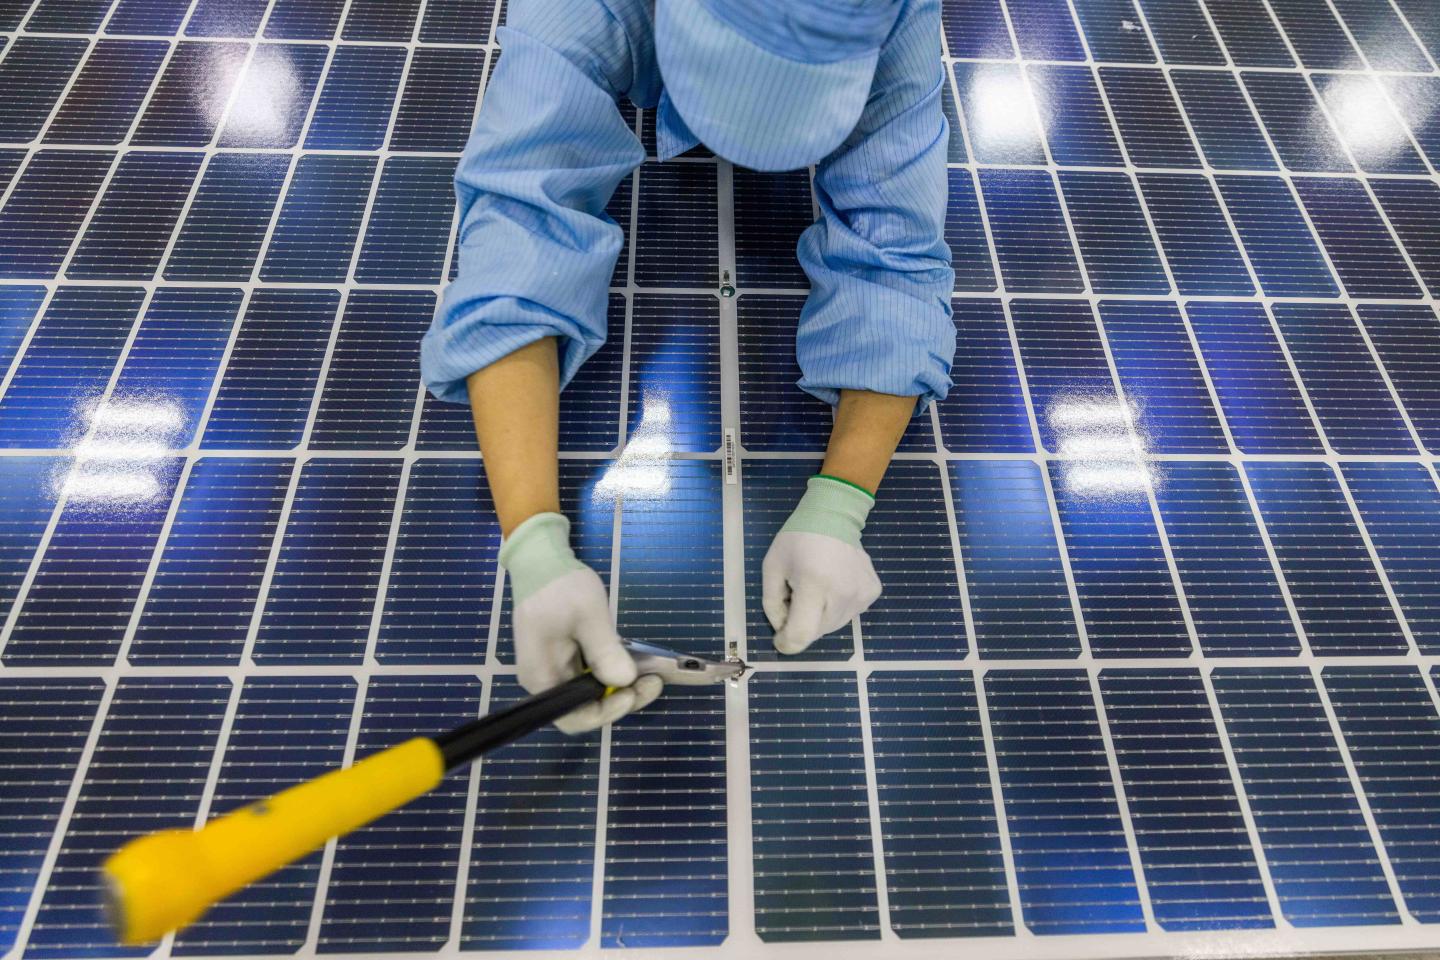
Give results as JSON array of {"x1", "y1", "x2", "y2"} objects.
[{"x1": 3, "y1": 0, "x2": 1440, "y2": 956}]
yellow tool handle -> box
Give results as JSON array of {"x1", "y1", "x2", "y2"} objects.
[{"x1": 103, "y1": 736, "x2": 445, "y2": 946}]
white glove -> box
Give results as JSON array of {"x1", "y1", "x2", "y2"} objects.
[
  {"x1": 762, "y1": 476, "x2": 883, "y2": 655},
  {"x1": 501, "y1": 513, "x2": 662, "y2": 733}
]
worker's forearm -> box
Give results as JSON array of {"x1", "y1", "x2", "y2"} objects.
[
  {"x1": 466, "y1": 339, "x2": 561, "y2": 537},
  {"x1": 820, "y1": 389, "x2": 916, "y2": 494}
]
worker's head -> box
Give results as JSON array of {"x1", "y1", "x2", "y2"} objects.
[{"x1": 655, "y1": 0, "x2": 903, "y2": 171}]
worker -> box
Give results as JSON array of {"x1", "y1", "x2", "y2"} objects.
[{"x1": 420, "y1": 0, "x2": 956, "y2": 732}]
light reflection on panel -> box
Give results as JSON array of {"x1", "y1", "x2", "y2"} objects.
[
  {"x1": 750, "y1": 673, "x2": 879, "y2": 942},
  {"x1": 1211, "y1": 668, "x2": 1400, "y2": 927},
  {"x1": 867, "y1": 671, "x2": 1012, "y2": 938},
  {"x1": 953, "y1": 62, "x2": 1047, "y2": 165},
  {"x1": 1027, "y1": 64, "x2": 1125, "y2": 168},
  {"x1": 601, "y1": 684, "x2": 727, "y2": 948},
  {"x1": 627, "y1": 295, "x2": 721, "y2": 454},
  {"x1": 985, "y1": 670, "x2": 1146, "y2": 934}
]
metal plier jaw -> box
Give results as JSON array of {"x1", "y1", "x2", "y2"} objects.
[{"x1": 621, "y1": 639, "x2": 748, "y2": 685}]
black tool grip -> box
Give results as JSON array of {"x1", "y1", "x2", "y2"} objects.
[{"x1": 433, "y1": 673, "x2": 608, "y2": 769}]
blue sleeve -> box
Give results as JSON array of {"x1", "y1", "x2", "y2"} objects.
[
  {"x1": 794, "y1": 0, "x2": 956, "y2": 410},
  {"x1": 420, "y1": 1, "x2": 645, "y2": 404}
]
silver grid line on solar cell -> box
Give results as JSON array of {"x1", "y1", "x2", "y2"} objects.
[{"x1": 3, "y1": 0, "x2": 1440, "y2": 956}]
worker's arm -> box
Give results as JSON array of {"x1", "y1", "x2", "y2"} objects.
[
  {"x1": 467, "y1": 339, "x2": 561, "y2": 538},
  {"x1": 764, "y1": 0, "x2": 954, "y2": 656}
]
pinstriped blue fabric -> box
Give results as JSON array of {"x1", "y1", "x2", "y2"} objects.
[{"x1": 421, "y1": 0, "x2": 955, "y2": 410}]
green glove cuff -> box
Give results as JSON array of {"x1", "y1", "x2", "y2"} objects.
[
  {"x1": 498, "y1": 512, "x2": 586, "y2": 605},
  {"x1": 779, "y1": 475, "x2": 876, "y2": 549}
]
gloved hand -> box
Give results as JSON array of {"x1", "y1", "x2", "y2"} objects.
[
  {"x1": 762, "y1": 475, "x2": 883, "y2": 655},
  {"x1": 500, "y1": 512, "x2": 662, "y2": 733}
]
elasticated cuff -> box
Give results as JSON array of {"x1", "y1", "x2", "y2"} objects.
[
  {"x1": 498, "y1": 512, "x2": 585, "y2": 604},
  {"x1": 779, "y1": 475, "x2": 876, "y2": 548}
]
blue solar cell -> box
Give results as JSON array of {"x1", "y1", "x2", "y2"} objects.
[
  {"x1": 1058, "y1": 172, "x2": 1170, "y2": 294},
  {"x1": 1137, "y1": 174, "x2": 1255, "y2": 296},
  {"x1": 341, "y1": 0, "x2": 421, "y2": 41},
  {"x1": 1356, "y1": 304, "x2": 1440, "y2": 451},
  {"x1": 867, "y1": 671, "x2": 1012, "y2": 937},
  {"x1": 616, "y1": 459, "x2": 724, "y2": 657},
  {"x1": 1323, "y1": 666, "x2": 1440, "y2": 921},
  {"x1": 310, "y1": 290, "x2": 433, "y2": 449},
  {"x1": 1339, "y1": 462, "x2": 1440, "y2": 653},
  {"x1": 185, "y1": 0, "x2": 268, "y2": 37},
  {"x1": 1329, "y1": 0, "x2": 1431, "y2": 70},
  {"x1": 0, "y1": 457, "x2": 64, "y2": 623},
  {"x1": 1211, "y1": 668, "x2": 1401, "y2": 927},
  {"x1": 131, "y1": 41, "x2": 250, "y2": 146},
  {"x1": 1170, "y1": 70, "x2": 1279, "y2": 171},
  {"x1": 1185, "y1": 301, "x2": 1324, "y2": 454},
  {"x1": 105, "y1": 0, "x2": 196, "y2": 34},
  {"x1": 415, "y1": 296, "x2": 624, "y2": 453},
  {"x1": 0, "y1": 285, "x2": 49, "y2": 377},
  {"x1": 265, "y1": 0, "x2": 346, "y2": 38},
  {"x1": 388, "y1": 48, "x2": 485, "y2": 152},
  {"x1": 21, "y1": 677, "x2": 230, "y2": 959},
  {"x1": 317, "y1": 676, "x2": 482, "y2": 952},
  {"x1": 736, "y1": 295, "x2": 934, "y2": 452},
  {"x1": 1154, "y1": 460, "x2": 1300, "y2": 656},
  {"x1": 1099, "y1": 669, "x2": 1274, "y2": 931},
  {"x1": 941, "y1": 0, "x2": 1014, "y2": 57},
  {"x1": 43, "y1": 39, "x2": 168, "y2": 144},
  {"x1": 0, "y1": 0, "x2": 31, "y2": 29},
  {"x1": 627, "y1": 294, "x2": 720, "y2": 453},
  {"x1": 1214, "y1": 175, "x2": 1340, "y2": 297},
  {"x1": 375, "y1": 459, "x2": 498, "y2": 663},
  {"x1": 493, "y1": 460, "x2": 613, "y2": 663},
  {"x1": 0, "y1": 285, "x2": 143, "y2": 447},
  {"x1": 1383, "y1": 76, "x2": 1440, "y2": 170},
  {"x1": 1204, "y1": 0, "x2": 1295, "y2": 65},
  {"x1": 1370, "y1": 178, "x2": 1440, "y2": 298},
  {"x1": 733, "y1": 167, "x2": 811, "y2": 289},
  {"x1": 0, "y1": 678, "x2": 104, "y2": 956},
  {"x1": 1313, "y1": 74, "x2": 1427, "y2": 174},
  {"x1": 1392, "y1": 0, "x2": 1440, "y2": 63},
  {"x1": 1072, "y1": 0, "x2": 1157, "y2": 60},
  {"x1": 1241, "y1": 72, "x2": 1352, "y2": 172},
  {"x1": 1100, "y1": 67, "x2": 1202, "y2": 168},
  {"x1": 1028, "y1": 64, "x2": 1126, "y2": 167},
  {"x1": 24, "y1": 0, "x2": 113, "y2": 32},
  {"x1": 164, "y1": 152, "x2": 290, "y2": 280},
  {"x1": 945, "y1": 169, "x2": 997, "y2": 293},
  {"x1": 635, "y1": 162, "x2": 719, "y2": 288},
  {"x1": 67, "y1": 151, "x2": 205, "y2": 279},
  {"x1": 1007, "y1": 0, "x2": 1087, "y2": 60},
  {"x1": 1245, "y1": 461, "x2": 1408, "y2": 655},
  {"x1": 939, "y1": 75, "x2": 967, "y2": 163},
  {"x1": 860, "y1": 461, "x2": 968, "y2": 660},
  {"x1": 105, "y1": 286, "x2": 242, "y2": 444},
  {"x1": 172, "y1": 677, "x2": 355, "y2": 955},
  {"x1": 750, "y1": 672, "x2": 879, "y2": 941},
  {"x1": 129, "y1": 458, "x2": 290, "y2": 664},
  {"x1": 461, "y1": 677, "x2": 599, "y2": 949},
  {"x1": 252, "y1": 458, "x2": 403, "y2": 664},
  {"x1": 1101, "y1": 300, "x2": 1228, "y2": 453},
  {"x1": 985, "y1": 670, "x2": 1146, "y2": 934},
  {"x1": 0, "y1": 150, "x2": 115, "y2": 280},
  {"x1": 949, "y1": 460, "x2": 1080, "y2": 659},
  {"x1": 936, "y1": 298, "x2": 1033, "y2": 453},
  {"x1": 3, "y1": 456, "x2": 181, "y2": 666},
  {"x1": 978, "y1": 169, "x2": 1084, "y2": 293},
  {"x1": 354, "y1": 157, "x2": 456, "y2": 284},
  {"x1": 606, "y1": 168, "x2": 632, "y2": 288},
  {"x1": 742, "y1": 458, "x2": 852, "y2": 661},
  {"x1": 1267, "y1": 0, "x2": 1364, "y2": 68},
  {"x1": 1011, "y1": 297, "x2": 1120, "y2": 453},
  {"x1": 259, "y1": 154, "x2": 377, "y2": 282},
  {"x1": 200, "y1": 288, "x2": 339, "y2": 449},
  {"x1": 953, "y1": 62, "x2": 1047, "y2": 165},
  {"x1": 1270, "y1": 303, "x2": 1416, "y2": 454},
  {"x1": 602, "y1": 684, "x2": 728, "y2": 947},
  {"x1": 0, "y1": 150, "x2": 23, "y2": 195},
  {"x1": 1049, "y1": 461, "x2": 1190, "y2": 658},
  {"x1": 1294, "y1": 178, "x2": 1422, "y2": 298},
  {"x1": 1135, "y1": 0, "x2": 1226, "y2": 64},
  {"x1": 217, "y1": 43, "x2": 328, "y2": 148},
  {"x1": 420, "y1": 0, "x2": 497, "y2": 44}
]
